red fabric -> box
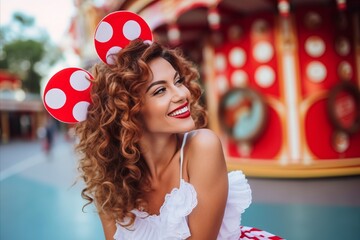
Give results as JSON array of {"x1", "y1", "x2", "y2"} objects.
[{"x1": 240, "y1": 226, "x2": 284, "y2": 240}]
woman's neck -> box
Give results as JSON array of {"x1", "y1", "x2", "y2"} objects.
[{"x1": 139, "y1": 133, "x2": 180, "y2": 179}]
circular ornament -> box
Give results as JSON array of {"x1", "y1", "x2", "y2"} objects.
[
  {"x1": 253, "y1": 41, "x2": 274, "y2": 63},
  {"x1": 305, "y1": 36, "x2": 326, "y2": 58},
  {"x1": 332, "y1": 131, "x2": 349, "y2": 153},
  {"x1": 337, "y1": 61, "x2": 353, "y2": 80},
  {"x1": 228, "y1": 47, "x2": 246, "y2": 68},
  {"x1": 255, "y1": 65, "x2": 275, "y2": 88},
  {"x1": 218, "y1": 88, "x2": 267, "y2": 142},
  {"x1": 306, "y1": 61, "x2": 327, "y2": 83},
  {"x1": 327, "y1": 81, "x2": 360, "y2": 134},
  {"x1": 231, "y1": 70, "x2": 248, "y2": 87},
  {"x1": 304, "y1": 11, "x2": 322, "y2": 29},
  {"x1": 335, "y1": 36, "x2": 350, "y2": 56},
  {"x1": 237, "y1": 142, "x2": 252, "y2": 157}
]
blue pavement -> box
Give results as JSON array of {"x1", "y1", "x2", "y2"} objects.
[{"x1": 0, "y1": 135, "x2": 103, "y2": 240}]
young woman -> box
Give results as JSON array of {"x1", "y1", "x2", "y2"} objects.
[
  {"x1": 75, "y1": 40, "x2": 252, "y2": 239},
  {"x1": 42, "y1": 11, "x2": 282, "y2": 240}
]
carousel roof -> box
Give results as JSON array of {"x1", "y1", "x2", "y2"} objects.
[{"x1": 112, "y1": 0, "x2": 359, "y2": 49}]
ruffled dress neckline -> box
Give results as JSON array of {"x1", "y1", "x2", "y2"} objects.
[
  {"x1": 114, "y1": 177, "x2": 198, "y2": 240},
  {"x1": 114, "y1": 132, "x2": 253, "y2": 240},
  {"x1": 131, "y1": 179, "x2": 197, "y2": 218},
  {"x1": 114, "y1": 133, "x2": 198, "y2": 239}
]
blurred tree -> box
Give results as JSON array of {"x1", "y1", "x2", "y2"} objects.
[{"x1": 0, "y1": 12, "x2": 63, "y2": 93}]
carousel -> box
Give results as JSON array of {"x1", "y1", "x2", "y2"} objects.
[{"x1": 70, "y1": 0, "x2": 360, "y2": 178}]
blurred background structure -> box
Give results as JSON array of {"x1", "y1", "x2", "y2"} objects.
[
  {"x1": 1, "y1": 0, "x2": 360, "y2": 239},
  {"x1": 69, "y1": 0, "x2": 360, "y2": 178}
]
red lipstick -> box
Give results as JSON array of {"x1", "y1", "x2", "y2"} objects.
[{"x1": 168, "y1": 102, "x2": 190, "y2": 118}]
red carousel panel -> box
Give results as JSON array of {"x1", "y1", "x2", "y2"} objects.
[
  {"x1": 305, "y1": 99, "x2": 360, "y2": 159},
  {"x1": 295, "y1": 6, "x2": 356, "y2": 97}
]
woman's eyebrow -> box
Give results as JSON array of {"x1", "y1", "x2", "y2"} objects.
[
  {"x1": 145, "y1": 80, "x2": 167, "y2": 93},
  {"x1": 145, "y1": 71, "x2": 180, "y2": 93}
]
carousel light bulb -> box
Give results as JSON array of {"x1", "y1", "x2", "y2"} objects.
[
  {"x1": 208, "y1": 8, "x2": 220, "y2": 30},
  {"x1": 337, "y1": 0, "x2": 346, "y2": 10},
  {"x1": 278, "y1": 0, "x2": 290, "y2": 17},
  {"x1": 168, "y1": 24, "x2": 180, "y2": 45}
]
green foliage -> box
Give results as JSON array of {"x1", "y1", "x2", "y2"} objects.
[{"x1": 0, "y1": 12, "x2": 63, "y2": 93}]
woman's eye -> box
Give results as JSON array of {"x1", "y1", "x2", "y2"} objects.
[
  {"x1": 175, "y1": 77, "x2": 185, "y2": 85},
  {"x1": 153, "y1": 87, "x2": 166, "y2": 96}
]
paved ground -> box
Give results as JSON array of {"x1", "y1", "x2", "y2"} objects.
[
  {"x1": 0, "y1": 134, "x2": 103, "y2": 239},
  {"x1": 1, "y1": 133, "x2": 359, "y2": 240}
]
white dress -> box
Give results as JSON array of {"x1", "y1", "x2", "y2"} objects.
[{"x1": 113, "y1": 133, "x2": 257, "y2": 240}]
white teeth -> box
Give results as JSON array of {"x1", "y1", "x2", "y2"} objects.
[{"x1": 169, "y1": 106, "x2": 188, "y2": 117}]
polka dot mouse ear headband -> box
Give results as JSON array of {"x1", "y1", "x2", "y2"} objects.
[{"x1": 43, "y1": 11, "x2": 153, "y2": 123}]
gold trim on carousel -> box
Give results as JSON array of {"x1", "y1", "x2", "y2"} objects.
[
  {"x1": 203, "y1": 39, "x2": 222, "y2": 135},
  {"x1": 288, "y1": 15, "x2": 311, "y2": 165},
  {"x1": 226, "y1": 157, "x2": 360, "y2": 178},
  {"x1": 275, "y1": 14, "x2": 304, "y2": 164},
  {"x1": 300, "y1": 91, "x2": 328, "y2": 113},
  {"x1": 274, "y1": 15, "x2": 288, "y2": 165},
  {"x1": 226, "y1": 156, "x2": 360, "y2": 168}
]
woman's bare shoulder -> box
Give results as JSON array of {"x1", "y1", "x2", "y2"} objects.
[
  {"x1": 186, "y1": 128, "x2": 222, "y2": 150},
  {"x1": 185, "y1": 128, "x2": 226, "y2": 175},
  {"x1": 184, "y1": 129, "x2": 228, "y2": 238}
]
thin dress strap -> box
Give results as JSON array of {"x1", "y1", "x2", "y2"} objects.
[{"x1": 179, "y1": 132, "x2": 188, "y2": 179}]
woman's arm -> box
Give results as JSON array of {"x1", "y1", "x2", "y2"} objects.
[
  {"x1": 186, "y1": 129, "x2": 229, "y2": 240},
  {"x1": 99, "y1": 212, "x2": 117, "y2": 240}
]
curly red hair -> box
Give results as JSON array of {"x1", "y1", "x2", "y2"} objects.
[{"x1": 75, "y1": 40, "x2": 207, "y2": 226}]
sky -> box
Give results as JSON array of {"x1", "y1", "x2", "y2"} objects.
[
  {"x1": 1, "y1": 0, "x2": 81, "y2": 90},
  {"x1": 1, "y1": 0, "x2": 76, "y2": 44}
]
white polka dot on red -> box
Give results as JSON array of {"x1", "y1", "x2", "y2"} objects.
[
  {"x1": 45, "y1": 88, "x2": 66, "y2": 109},
  {"x1": 254, "y1": 65, "x2": 275, "y2": 88},
  {"x1": 106, "y1": 46, "x2": 122, "y2": 65},
  {"x1": 70, "y1": 70, "x2": 91, "y2": 91},
  {"x1": 73, "y1": 101, "x2": 91, "y2": 122},
  {"x1": 95, "y1": 22, "x2": 113, "y2": 43},
  {"x1": 123, "y1": 20, "x2": 141, "y2": 40}
]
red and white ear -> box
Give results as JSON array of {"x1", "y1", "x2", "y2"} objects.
[
  {"x1": 43, "y1": 68, "x2": 93, "y2": 123},
  {"x1": 94, "y1": 11, "x2": 153, "y2": 64}
]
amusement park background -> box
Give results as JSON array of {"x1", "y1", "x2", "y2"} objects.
[{"x1": 0, "y1": 0, "x2": 360, "y2": 239}]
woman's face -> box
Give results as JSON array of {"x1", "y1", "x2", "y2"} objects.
[{"x1": 140, "y1": 56, "x2": 195, "y2": 134}]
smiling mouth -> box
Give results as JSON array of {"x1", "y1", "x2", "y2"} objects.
[{"x1": 168, "y1": 103, "x2": 191, "y2": 118}]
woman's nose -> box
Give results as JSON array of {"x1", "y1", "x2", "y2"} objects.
[{"x1": 171, "y1": 86, "x2": 187, "y2": 103}]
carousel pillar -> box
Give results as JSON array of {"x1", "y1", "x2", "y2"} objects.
[
  {"x1": 278, "y1": 0, "x2": 290, "y2": 18},
  {"x1": 276, "y1": 2, "x2": 304, "y2": 164},
  {"x1": 203, "y1": 39, "x2": 222, "y2": 135}
]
